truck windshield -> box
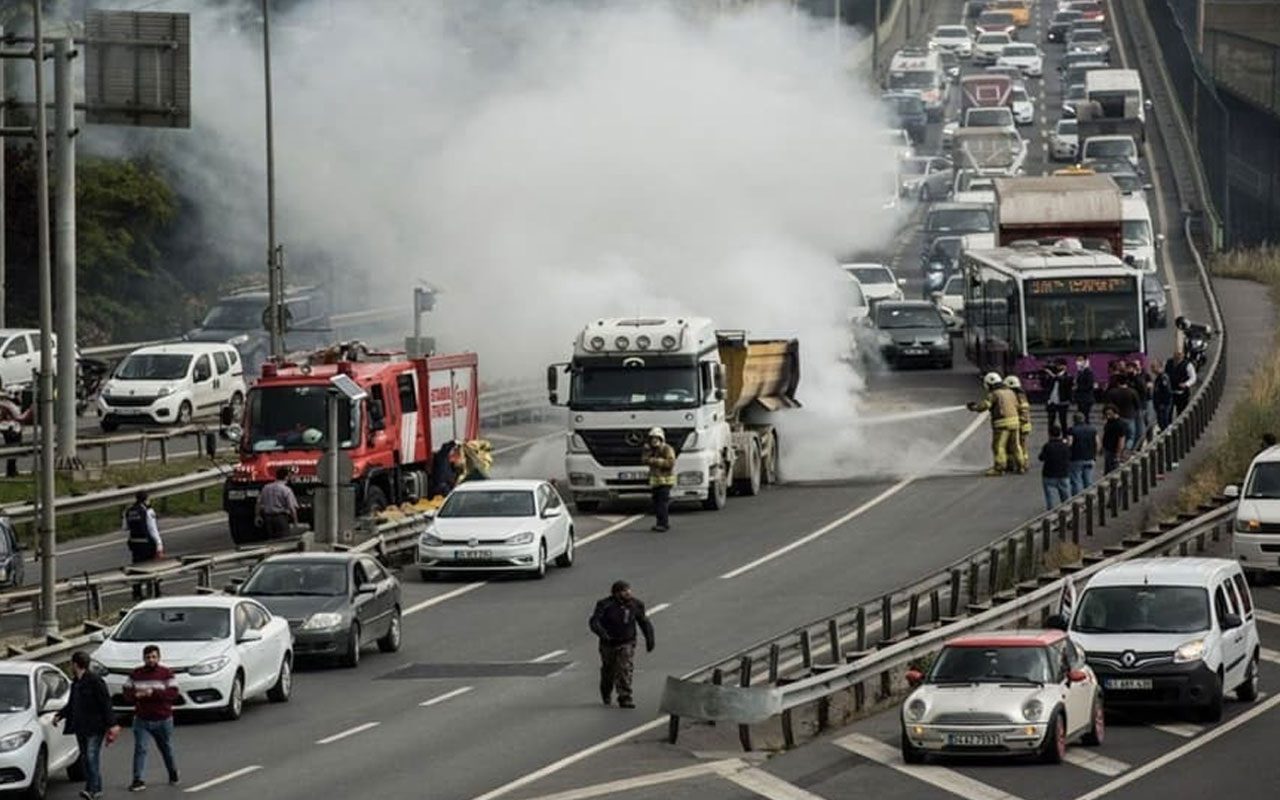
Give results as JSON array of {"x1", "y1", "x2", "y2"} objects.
[
  {"x1": 246, "y1": 385, "x2": 360, "y2": 451},
  {"x1": 887, "y1": 71, "x2": 937, "y2": 91},
  {"x1": 200, "y1": 300, "x2": 261, "y2": 329},
  {"x1": 570, "y1": 366, "x2": 699, "y2": 411}
]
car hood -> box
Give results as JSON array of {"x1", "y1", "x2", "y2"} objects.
[
  {"x1": 432, "y1": 516, "x2": 535, "y2": 540},
  {"x1": 94, "y1": 638, "x2": 230, "y2": 669},
  {"x1": 881, "y1": 325, "x2": 947, "y2": 343},
  {"x1": 246, "y1": 594, "x2": 348, "y2": 620},
  {"x1": 910, "y1": 682, "x2": 1045, "y2": 718},
  {"x1": 104, "y1": 378, "x2": 181, "y2": 396},
  {"x1": 1237, "y1": 499, "x2": 1280, "y2": 524},
  {"x1": 0, "y1": 708, "x2": 36, "y2": 732},
  {"x1": 1070, "y1": 630, "x2": 1209, "y2": 655},
  {"x1": 861, "y1": 284, "x2": 901, "y2": 300}
]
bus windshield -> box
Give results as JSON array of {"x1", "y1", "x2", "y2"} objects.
[{"x1": 1024, "y1": 278, "x2": 1142, "y2": 355}]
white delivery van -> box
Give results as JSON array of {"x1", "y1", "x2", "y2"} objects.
[
  {"x1": 1120, "y1": 195, "x2": 1161, "y2": 273},
  {"x1": 1226, "y1": 446, "x2": 1280, "y2": 581}
]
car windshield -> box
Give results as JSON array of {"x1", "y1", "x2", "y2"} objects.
[
  {"x1": 885, "y1": 96, "x2": 925, "y2": 115},
  {"x1": 569, "y1": 365, "x2": 699, "y2": 410},
  {"x1": 977, "y1": 33, "x2": 1011, "y2": 44},
  {"x1": 200, "y1": 300, "x2": 261, "y2": 329},
  {"x1": 899, "y1": 159, "x2": 930, "y2": 175},
  {"x1": 1056, "y1": 120, "x2": 1078, "y2": 135},
  {"x1": 1072, "y1": 30, "x2": 1105, "y2": 43},
  {"x1": 114, "y1": 353, "x2": 192, "y2": 381},
  {"x1": 926, "y1": 208, "x2": 993, "y2": 233},
  {"x1": 887, "y1": 71, "x2": 937, "y2": 90},
  {"x1": 1142, "y1": 274, "x2": 1164, "y2": 297},
  {"x1": 1054, "y1": 11, "x2": 1083, "y2": 24},
  {"x1": 1073, "y1": 586, "x2": 1211, "y2": 634},
  {"x1": 1012, "y1": 88, "x2": 1030, "y2": 103},
  {"x1": 1123, "y1": 219, "x2": 1153, "y2": 247},
  {"x1": 1067, "y1": 84, "x2": 1087, "y2": 100},
  {"x1": 246, "y1": 385, "x2": 359, "y2": 451},
  {"x1": 113, "y1": 607, "x2": 231, "y2": 642},
  {"x1": 929, "y1": 645, "x2": 1053, "y2": 684},
  {"x1": 847, "y1": 266, "x2": 893, "y2": 285},
  {"x1": 241, "y1": 562, "x2": 349, "y2": 596},
  {"x1": 968, "y1": 109, "x2": 1012, "y2": 126},
  {"x1": 877, "y1": 306, "x2": 943, "y2": 329},
  {"x1": 1087, "y1": 139, "x2": 1135, "y2": 158},
  {"x1": 1111, "y1": 173, "x2": 1142, "y2": 193},
  {"x1": 1245, "y1": 462, "x2": 1280, "y2": 499},
  {"x1": 0, "y1": 676, "x2": 30, "y2": 713},
  {"x1": 438, "y1": 489, "x2": 535, "y2": 518},
  {"x1": 1004, "y1": 45, "x2": 1037, "y2": 57},
  {"x1": 936, "y1": 27, "x2": 968, "y2": 39}
]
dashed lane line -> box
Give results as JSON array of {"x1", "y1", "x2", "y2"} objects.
[
  {"x1": 709, "y1": 759, "x2": 830, "y2": 800},
  {"x1": 1149, "y1": 722, "x2": 1202, "y2": 739},
  {"x1": 1062, "y1": 749, "x2": 1131, "y2": 777},
  {"x1": 421, "y1": 686, "x2": 474, "y2": 707},
  {"x1": 834, "y1": 733, "x2": 1027, "y2": 800},
  {"x1": 532, "y1": 649, "x2": 568, "y2": 663},
  {"x1": 183, "y1": 765, "x2": 263, "y2": 794},
  {"x1": 315, "y1": 721, "x2": 381, "y2": 745},
  {"x1": 507, "y1": 761, "x2": 732, "y2": 800}
]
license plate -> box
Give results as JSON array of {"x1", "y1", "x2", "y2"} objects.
[
  {"x1": 114, "y1": 408, "x2": 145, "y2": 416},
  {"x1": 946, "y1": 733, "x2": 1002, "y2": 747},
  {"x1": 453, "y1": 549, "x2": 492, "y2": 560},
  {"x1": 618, "y1": 471, "x2": 647, "y2": 481},
  {"x1": 1105, "y1": 678, "x2": 1153, "y2": 690},
  {"x1": 903, "y1": 348, "x2": 928, "y2": 356}
]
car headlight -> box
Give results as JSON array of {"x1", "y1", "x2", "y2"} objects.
[
  {"x1": 877, "y1": 332, "x2": 893, "y2": 345},
  {"x1": 156, "y1": 385, "x2": 173, "y2": 398},
  {"x1": 905, "y1": 699, "x2": 928, "y2": 721},
  {"x1": 420, "y1": 531, "x2": 444, "y2": 547},
  {"x1": 0, "y1": 731, "x2": 32, "y2": 752},
  {"x1": 934, "y1": 336, "x2": 950, "y2": 346},
  {"x1": 302, "y1": 613, "x2": 345, "y2": 631},
  {"x1": 507, "y1": 531, "x2": 536, "y2": 546},
  {"x1": 100, "y1": 384, "x2": 114, "y2": 399},
  {"x1": 1237, "y1": 517, "x2": 1262, "y2": 533},
  {"x1": 682, "y1": 431, "x2": 702, "y2": 452},
  {"x1": 1022, "y1": 699, "x2": 1044, "y2": 721},
  {"x1": 1173, "y1": 639, "x2": 1206, "y2": 664},
  {"x1": 188, "y1": 655, "x2": 231, "y2": 676}
]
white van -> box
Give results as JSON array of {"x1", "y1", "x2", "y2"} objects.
[
  {"x1": 1120, "y1": 195, "x2": 1162, "y2": 273},
  {"x1": 97, "y1": 343, "x2": 246, "y2": 432},
  {"x1": 1225, "y1": 446, "x2": 1280, "y2": 581},
  {"x1": 0, "y1": 329, "x2": 57, "y2": 390},
  {"x1": 1055, "y1": 557, "x2": 1261, "y2": 722},
  {"x1": 886, "y1": 48, "x2": 947, "y2": 120}
]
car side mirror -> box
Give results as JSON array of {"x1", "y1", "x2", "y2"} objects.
[
  {"x1": 40, "y1": 694, "x2": 68, "y2": 715},
  {"x1": 239, "y1": 627, "x2": 264, "y2": 643},
  {"x1": 1221, "y1": 612, "x2": 1244, "y2": 630},
  {"x1": 357, "y1": 582, "x2": 377, "y2": 595},
  {"x1": 542, "y1": 506, "x2": 563, "y2": 519},
  {"x1": 1223, "y1": 485, "x2": 1240, "y2": 498},
  {"x1": 223, "y1": 423, "x2": 243, "y2": 443},
  {"x1": 89, "y1": 630, "x2": 106, "y2": 643},
  {"x1": 1067, "y1": 668, "x2": 1089, "y2": 684},
  {"x1": 897, "y1": 277, "x2": 906, "y2": 286},
  {"x1": 905, "y1": 668, "x2": 924, "y2": 688},
  {"x1": 1046, "y1": 613, "x2": 1069, "y2": 631}
]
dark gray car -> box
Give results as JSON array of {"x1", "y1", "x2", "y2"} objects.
[
  {"x1": 872, "y1": 301, "x2": 953, "y2": 369},
  {"x1": 233, "y1": 552, "x2": 402, "y2": 668}
]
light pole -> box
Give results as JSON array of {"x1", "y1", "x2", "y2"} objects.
[{"x1": 262, "y1": 0, "x2": 283, "y2": 359}]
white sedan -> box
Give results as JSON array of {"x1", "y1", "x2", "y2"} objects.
[
  {"x1": 901, "y1": 630, "x2": 1104, "y2": 764},
  {"x1": 1049, "y1": 119, "x2": 1079, "y2": 162},
  {"x1": 418, "y1": 479, "x2": 576, "y2": 579},
  {"x1": 92, "y1": 596, "x2": 294, "y2": 721},
  {"x1": 973, "y1": 32, "x2": 1013, "y2": 65},
  {"x1": 997, "y1": 43, "x2": 1044, "y2": 77},
  {"x1": 0, "y1": 662, "x2": 81, "y2": 797},
  {"x1": 1010, "y1": 86, "x2": 1035, "y2": 126},
  {"x1": 841, "y1": 263, "x2": 904, "y2": 304},
  {"x1": 929, "y1": 25, "x2": 973, "y2": 58}
]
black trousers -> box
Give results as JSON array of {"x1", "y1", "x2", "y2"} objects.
[
  {"x1": 262, "y1": 512, "x2": 292, "y2": 538},
  {"x1": 129, "y1": 543, "x2": 156, "y2": 600},
  {"x1": 651, "y1": 485, "x2": 671, "y2": 528}
]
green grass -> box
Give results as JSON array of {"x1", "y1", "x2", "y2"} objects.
[
  {"x1": 1177, "y1": 246, "x2": 1280, "y2": 511},
  {"x1": 1, "y1": 459, "x2": 234, "y2": 546}
]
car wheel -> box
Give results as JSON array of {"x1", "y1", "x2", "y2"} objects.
[
  {"x1": 267, "y1": 655, "x2": 292, "y2": 702},
  {"x1": 531, "y1": 541, "x2": 547, "y2": 580},
  {"x1": 24, "y1": 747, "x2": 47, "y2": 800},
  {"x1": 342, "y1": 623, "x2": 362, "y2": 668},
  {"x1": 419, "y1": 569, "x2": 438, "y2": 582},
  {"x1": 378, "y1": 607, "x2": 403, "y2": 653},
  {"x1": 176, "y1": 400, "x2": 194, "y2": 426},
  {"x1": 1194, "y1": 671, "x2": 1224, "y2": 722},
  {"x1": 221, "y1": 673, "x2": 244, "y2": 721},
  {"x1": 1237, "y1": 652, "x2": 1260, "y2": 702},
  {"x1": 1038, "y1": 710, "x2": 1067, "y2": 764},
  {"x1": 900, "y1": 729, "x2": 925, "y2": 764},
  {"x1": 228, "y1": 391, "x2": 245, "y2": 420},
  {"x1": 1081, "y1": 695, "x2": 1105, "y2": 746},
  {"x1": 554, "y1": 530, "x2": 575, "y2": 568}
]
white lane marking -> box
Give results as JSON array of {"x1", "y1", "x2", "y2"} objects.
[
  {"x1": 577, "y1": 515, "x2": 642, "y2": 546},
  {"x1": 183, "y1": 765, "x2": 263, "y2": 793},
  {"x1": 532, "y1": 649, "x2": 568, "y2": 663},
  {"x1": 512, "y1": 761, "x2": 732, "y2": 800},
  {"x1": 1062, "y1": 749, "x2": 1130, "y2": 777},
  {"x1": 1253, "y1": 608, "x2": 1280, "y2": 626},
  {"x1": 494, "y1": 431, "x2": 561, "y2": 455},
  {"x1": 420, "y1": 686, "x2": 473, "y2": 707},
  {"x1": 835, "y1": 733, "x2": 1026, "y2": 800},
  {"x1": 1073, "y1": 691, "x2": 1280, "y2": 800},
  {"x1": 648, "y1": 602, "x2": 671, "y2": 615},
  {"x1": 315, "y1": 721, "x2": 380, "y2": 745},
  {"x1": 720, "y1": 413, "x2": 986, "y2": 580},
  {"x1": 1261, "y1": 647, "x2": 1280, "y2": 664},
  {"x1": 709, "y1": 759, "x2": 830, "y2": 799},
  {"x1": 470, "y1": 717, "x2": 668, "y2": 800},
  {"x1": 1150, "y1": 722, "x2": 1201, "y2": 738}
]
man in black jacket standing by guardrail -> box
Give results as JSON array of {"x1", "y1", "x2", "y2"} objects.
[{"x1": 589, "y1": 580, "x2": 655, "y2": 709}]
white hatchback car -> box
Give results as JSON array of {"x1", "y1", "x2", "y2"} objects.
[
  {"x1": 418, "y1": 479, "x2": 576, "y2": 579},
  {"x1": 1049, "y1": 119, "x2": 1080, "y2": 162},
  {"x1": 98, "y1": 342, "x2": 246, "y2": 432},
  {"x1": 902, "y1": 630, "x2": 1103, "y2": 764},
  {"x1": 997, "y1": 43, "x2": 1044, "y2": 77},
  {"x1": 841, "y1": 263, "x2": 904, "y2": 305},
  {"x1": 92, "y1": 596, "x2": 293, "y2": 721},
  {"x1": 0, "y1": 661, "x2": 81, "y2": 797},
  {"x1": 1010, "y1": 86, "x2": 1035, "y2": 126}
]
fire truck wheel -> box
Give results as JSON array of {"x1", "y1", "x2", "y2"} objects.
[{"x1": 364, "y1": 485, "x2": 389, "y2": 514}]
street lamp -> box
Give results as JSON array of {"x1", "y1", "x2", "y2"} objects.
[{"x1": 262, "y1": 0, "x2": 283, "y2": 359}]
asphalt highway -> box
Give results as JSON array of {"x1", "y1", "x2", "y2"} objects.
[{"x1": 30, "y1": 1, "x2": 1238, "y2": 798}]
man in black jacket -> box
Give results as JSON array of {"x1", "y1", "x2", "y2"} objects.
[
  {"x1": 589, "y1": 580, "x2": 655, "y2": 708},
  {"x1": 55, "y1": 651, "x2": 121, "y2": 800}
]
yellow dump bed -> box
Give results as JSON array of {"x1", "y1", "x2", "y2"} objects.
[{"x1": 716, "y1": 332, "x2": 801, "y2": 420}]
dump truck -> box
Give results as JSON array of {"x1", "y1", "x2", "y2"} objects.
[
  {"x1": 959, "y1": 74, "x2": 1012, "y2": 112},
  {"x1": 546, "y1": 318, "x2": 800, "y2": 513},
  {"x1": 993, "y1": 175, "x2": 1124, "y2": 258},
  {"x1": 953, "y1": 127, "x2": 1026, "y2": 176},
  {"x1": 221, "y1": 342, "x2": 480, "y2": 544}
]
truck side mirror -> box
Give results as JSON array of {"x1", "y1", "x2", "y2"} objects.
[{"x1": 546, "y1": 363, "x2": 567, "y2": 407}]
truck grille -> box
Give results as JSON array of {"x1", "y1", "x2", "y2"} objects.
[
  {"x1": 105, "y1": 395, "x2": 157, "y2": 407},
  {"x1": 578, "y1": 428, "x2": 693, "y2": 467}
]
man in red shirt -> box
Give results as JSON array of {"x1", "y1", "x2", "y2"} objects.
[{"x1": 123, "y1": 644, "x2": 180, "y2": 791}]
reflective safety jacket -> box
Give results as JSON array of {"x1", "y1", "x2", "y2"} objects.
[{"x1": 971, "y1": 386, "x2": 1020, "y2": 430}]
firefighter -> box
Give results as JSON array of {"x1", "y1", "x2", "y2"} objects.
[
  {"x1": 642, "y1": 427, "x2": 676, "y2": 532},
  {"x1": 1004, "y1": 375, "x2": 1032, "y2": 474},
  {"x1": 967, "y1": 372, "x2": 1020, "y2": 476}
]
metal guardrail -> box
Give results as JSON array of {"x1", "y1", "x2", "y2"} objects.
[
  {"x1": 659, "y1": 501, "x2": 1238, "y2": 748},
  {"x1": 1, "y1": 468, "x2": 228, "y2": 527},
  {"x1": 0, "y1": 424, "x2": 217, "y2": 465}
]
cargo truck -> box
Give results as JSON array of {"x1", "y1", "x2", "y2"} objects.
[
  {"x1": 1078, "y1": 68, "x2": 1147, "y2": 144},
  {"x1": 993, "y1": 175, "x2": 1124, "y2": 257},
  {"x1": 547, "y1": 318, "x2": 799, "y2": 513},
  {"x1": 222, "y1": 343, "x2": 480, "y2": 544}
]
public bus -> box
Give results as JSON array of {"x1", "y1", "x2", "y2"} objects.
[{"x1": 960, "y1": 245, "x2": 1147, "y2": 395}]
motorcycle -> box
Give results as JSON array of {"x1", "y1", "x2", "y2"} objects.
[
  {"x1": 922, "y1": 261, "x2": 949, "y2": 299},
  {"x1": 1185, "y1": 331, "x2": 1210, "y2": 370},
  {"x1": 76, "y1": 356, "x2": 111, "y2": 416}
]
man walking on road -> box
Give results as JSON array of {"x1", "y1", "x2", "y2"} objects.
[
  {"x1": 55, "y1": 651, "x2": 122, "y2": 800},
  {"x1": 255, "y1": 466, "x2": 299, "y2": 538},
  {"x1": 643, "y1": 428, "x2": 676, "y2": 532},
  {"x1": 589, "y1": 580, "x2": 655, "y2": 709},
  {"x1": 123, "y1": 491, "x2": 164, "y2": 600},
  {"x1": 123, "y1": 644, "x2": 180, "y2": 791}
]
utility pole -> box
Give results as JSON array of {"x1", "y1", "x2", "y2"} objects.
[
  {"x1": 54, "y1": 35, "x2": 79, "y2": 470},
  {"x1": 872, "y1": 0, "x2": 882, "y2": 76},
  {"x1": 262, "y1": 0, "x2": 283, "y2": 359},
  {"x1": 31, "y1": 0, "x2": 58, "y2": 637}
]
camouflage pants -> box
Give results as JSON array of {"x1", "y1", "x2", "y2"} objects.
[{"x1": 599, "y1": 642, "x2": 635, "y2": 702}]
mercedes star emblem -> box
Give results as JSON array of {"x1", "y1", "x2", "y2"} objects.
[
  {"x1": 1121, "y1": 650, "x2": 1137, "y2": 668},
  {"x1": 624, "y1": 430, "x2": 645, "y2": 447}
]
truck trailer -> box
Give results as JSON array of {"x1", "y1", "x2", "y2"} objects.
[
  {"x1": 993, "y1": 175, "x2": 1124, "y2": 258},
  {"x1": 547, "y1": 318, "x2": 799, "y2": 513}
]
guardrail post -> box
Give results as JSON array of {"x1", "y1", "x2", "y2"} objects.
[
  {"x1": 667, "y1": 713, "x2": 680, "y2": 745},
  {"x1": 781, "y1": 708, "x2": 796, "y2": 750},
  {"x1": 799, "y1": 632, "x2": 813, "y2": 672},
  {"x1": 929, "y1": 590, "x2": 940, "y2": 625},
  {"x1": 1070, "y1": 502, "x2": 1081, "y2": 545},
  {"x1": 827, "y1": 619, "x2": 842, "y2": 663},
  {"x1": 1084, "y1": 492, "x2": 1094, "y2": 537},
  {"x1": 160, "y1": 438, "x2": 170, "y2": 465},
  {"x1": 855, "y1": 607, "x2": 866, "y2": 651},
  {"x1": 738, "y1": 655, "x2": 754, "y2": 751},
  {"x1": 967, "y1": 563, "x2": 979, "y2": 606},
  {"x1": 138, "y1": 437, "x2": 149, "y2": 466},
  {"x1": 1056, "y1": 509, "x2": 1068, "y2": 543},
  {"x1": 768, "y1": 643, "x2": 781, "y2": 683},
  {"x1": 987, "y1": 548, "x2": 1000, "y2": 597},
  {"x1": 948, "y1": 569, "x2": 962, "y2": 619},
  {"x1": 1041, "y1": 518, "x2": 1052, "y2": 551},
  {"x1": 196, "y1": 563, "x2": 212, "y2": 589},
  {"x1": 1022, "y1": 529, "x2": 1035, "y2": 574},
  {"x1": 880, "y1": 595, "x2": 893, "y2": 643},
  {"x1": 1120, "y1": 472, "x2": 1130, "y2": 512},
  {"x1": 907, "y1": 594, "x2": 919, "y2": 630},
  {"x1": 709, "y1": 668, "x2": 723, "y2": 728},
  {"x1": 100, "y1": 441, "x2": 109, "y2": 466},
  {"x1": 1006, "y1": 538, "x2": 1019, "y2": 582},
  {"x1": 1097, "y1": 483, "x2": 1107, "y2": 528},
  {"x1": 1130, "y1": 462, "x2": 1141, "y2": 504}
]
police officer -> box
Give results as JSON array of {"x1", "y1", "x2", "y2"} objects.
[
  {"x1": 123, "y1": 491, "x2": 164, "y2": 600},
  {"x1": 1004, "y1": 376, "x2": 1032, "y2": 474},
  {"x1": 588, "y1": 580, "x2": 655, "y2": 708},
  {"x1": 643, "y1": 427, "x2": 676, "y2": 532},
  {"x1": 968, "y1": 372, "x2": 1020, "y2": 476}
]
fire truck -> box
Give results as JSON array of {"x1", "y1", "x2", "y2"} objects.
[{"x1": 221, "y1": 342, "x2": 480, "y2": 544}]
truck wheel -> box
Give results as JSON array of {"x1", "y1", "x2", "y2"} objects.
[
  {"x1": 364, "y1": 485, "x2": 389, "y2": 515},
  {"x1": 762, "y1": 432, "x2": 780, "y2": 485},
  {"x1": 573, "y1": 499, "x2": 601, "y2": 514},
  {"x1": 734, "y1": 442, "x2": 762, "y2": 497},
  {"x1": 702, "y1": 466, "x2": 728, "y2": 511}
]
